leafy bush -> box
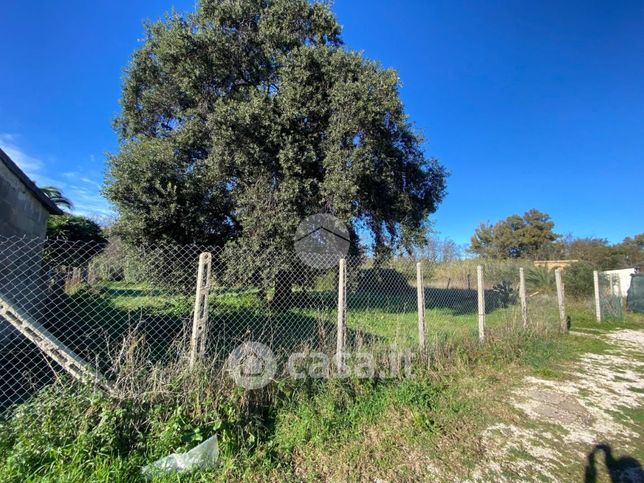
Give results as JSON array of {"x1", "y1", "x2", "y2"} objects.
[
  {"x1": 562, "y1": 261, "x2": 595, "y2": 298},
  {"x1": 491, "y1": 280, "x2": 517, "y2": 307},
  {"x1": 88, "y1": 239, "x2": 204, "y2": 292},
  {"x1": 47, "y1": 214, "x2": 106, "y2": 244},
  {"x1": 526, "y1": 266, "x2": 555, "y2": 294}
]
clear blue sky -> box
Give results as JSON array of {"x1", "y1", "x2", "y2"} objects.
[{"x1": 1, "y1": 0, "x2": 642, "y2": 245}]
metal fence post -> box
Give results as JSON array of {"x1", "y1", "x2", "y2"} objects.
[
  {"x1": 555, "y1": 268, "x2": 567, "y2": 332},
  {"x1": 190, "y1": 252, "x2": 212, "y2": 368},
  {"x1": 477, "y1": 265, "x2": 485, "y2": 342},
  {"x1": 519, "y1": 267, "x2": 528, "y2": 328},
  {"x1": 593, "y1": 270, "x2": 601, "y2": 322},
  {"x1": 416, "y1": 262, "x2": 427, "y2": 351},
  {"x1": 336, "y1": 258, "x2": 347, "y2": 361}
]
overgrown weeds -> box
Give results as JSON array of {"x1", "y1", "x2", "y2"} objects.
[
  {"x1": 0, "y1": 310, "x2": 572, "y2": 481},
  {"x1": 2, "y1": 304, "x2": 631, "y2": 481}
]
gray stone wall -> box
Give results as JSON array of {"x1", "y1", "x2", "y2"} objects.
[
  {"x1": 0, "y1": 161, "x2": 51, "y2": 345},
  {"x1": 0, "y1": 161, "x2": 49, "y2": 239}
]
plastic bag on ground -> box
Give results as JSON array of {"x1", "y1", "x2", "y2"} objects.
[{"x1": 142, "y1": 435, "x2": 218, "y2": 476}]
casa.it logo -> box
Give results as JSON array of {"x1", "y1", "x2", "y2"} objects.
[
  {"x1": 294, "y1": 213, "x2": 350, "y2": 269},
  {"x1": 226, "y1": 342, "x2": 277, "y2": 390}
]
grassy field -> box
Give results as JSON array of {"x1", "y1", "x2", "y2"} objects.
[
  {"x1": 2, "y1": 290, "x2": 637, "y2": 481},
  {"x1": 40, "y1": 278, "x2": 545, "y2": 360}
]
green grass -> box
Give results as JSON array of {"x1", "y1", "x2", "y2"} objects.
[
  {"x1": 2, "y1": 287, "x2": 641, "y2": 481},
  {"x1": 46, "y1": 281, "x2": 555, "y2": 365}
]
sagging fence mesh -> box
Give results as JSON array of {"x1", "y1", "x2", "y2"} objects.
[{"x1": 1, "y1": 236, "x2": 564, "y2": 408}]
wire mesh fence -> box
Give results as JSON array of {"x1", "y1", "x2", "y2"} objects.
[
  {"x1": 597, "y1": 272, "x2": 625, "y2": 320},
  {"x1": 1, "y1": 235, "x2": 566, "y2": 409}
]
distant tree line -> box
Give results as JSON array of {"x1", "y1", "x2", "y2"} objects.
[{"x1": 469, "y1": 209, "x2": 642, "y2": 270}]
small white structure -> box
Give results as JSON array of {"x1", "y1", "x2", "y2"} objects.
[{"x1": 601, "y1": 268, "x2": 636, "y2": 297}]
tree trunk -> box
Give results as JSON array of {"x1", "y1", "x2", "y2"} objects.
[{"x1": 272, "y1": 271, "x2": 293, "y2": 309}]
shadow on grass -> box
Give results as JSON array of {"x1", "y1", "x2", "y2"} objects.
[
  {"x1": 0, "y1": 338, "x2": 56, "y2": 412},
  {"x1": 1, "y1": 269, "x2": 515, "y2": 409},
  {"x1": 584, "y1": 443, "x2": 643, "y2": 483},
  {"x1": 30, "y1": 286, "x2": 383, "y2": 380}
]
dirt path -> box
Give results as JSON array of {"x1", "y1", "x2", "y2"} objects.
[{"x1": 471, "y1": 329, "x2": 644, "y2": 482}]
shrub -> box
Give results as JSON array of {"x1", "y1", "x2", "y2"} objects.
[
  {"x1": 491, "y1": 280, "x2": 517, "y2": 307},
  {"x1": 562, "y1": 261, "x2": 595, "y2": 298},
  {"x1": 526, "y1": 266, "x2": 555, "y2": 294}
]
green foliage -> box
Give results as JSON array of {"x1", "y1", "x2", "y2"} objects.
[
  {"x1": 526, "y1": 266, "x2": 555, "y2": 293},
  {"x1": 352, "y1": 267, "x2": 413, "y2": 295},
  {"x1": 47, "y1": 214, "x2": 106, "y2": 244},
  {"x1": 0, "y1": 384, "x2": 145, "y2": 480},
  {"x1": 491, "y1": 280, "x2": 516, "y2": 307},
  {"x1": 105, "y1": 0, "x2": 447, "y2": 268},
  {"x1": 44, "y1": 216, "x2": 107, "y2": 268},
  {"x1": 0, "y1": 324, "x2": 553, "y2": 481},
  {"x1": 470, "y1": 209, "x2": 559, "y2": 259},
  {"x1": 565, "y1": 234, "x2": 644, "y2": 270},
  {"x1": 562, "y1": 261, "x2": 595, "y2": 298},
  {"x1": 4, "y1": 301, "x2": 634, "y2": 480}
]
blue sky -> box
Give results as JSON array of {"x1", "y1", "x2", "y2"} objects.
[{"x1": 1, "y1": 0, "x2": 642, "y2": 246}]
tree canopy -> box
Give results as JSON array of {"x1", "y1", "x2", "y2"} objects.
[
  {"x1": 564, "y1": 234, "x2": 644, "y2": 270},
  {"x1": 105, "y1": 0, "x2": 447, "y2": 264},
  {"x1": 47, "y1": 214, "x2": 106, "y2": 245},
  {"x1": 470, "y1": 209, "x2": 559, "y2": 259}
]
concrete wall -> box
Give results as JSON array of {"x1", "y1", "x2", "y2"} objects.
[
  {"x1": 533, "y1": 260, "x2": 579, "y2": 270},
  {"x1": 0, "y1": 161, "x2": 49, "y2": 239},
  {"x1": 602, "y1": 268, "x2": 636, "y2": 297},
  {"x1": 0, "y1": 161, "x2": 51, "y2": 345}
]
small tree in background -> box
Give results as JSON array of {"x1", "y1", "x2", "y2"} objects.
[
  {"x1": 45, "y1": 216, "x2": 107, "y2": 269},
  {"x1": 470, "y1": 209, "x2": 559, "y2": 259},
  {"x1": 563, "y1": 234, "x2": 643, "y2": 270},
  {"x1": 525, "y1": 266, "x2": 555, "y2": 294}
]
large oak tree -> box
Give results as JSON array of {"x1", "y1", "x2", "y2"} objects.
[{"x1": 105, "y1": 0, "x2": 447, "y2": 298}]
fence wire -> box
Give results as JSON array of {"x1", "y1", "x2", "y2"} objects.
[
  {"x1": 598, "y1": 272, "x2": 625, "y2": 320},
  {"x1": 1, "y1": 236, "x2": 563, "y2": 409}
]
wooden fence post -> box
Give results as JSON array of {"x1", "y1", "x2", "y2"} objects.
[
  {"x1": 555, "y1": 268, "x2": 567, "y2": 332},
  {"x1": 519, "y1": 267, "x2": 528, "y2": 328},
  {"x1": 190, "y1": 252, "x2": 212, "y2": 368},
  {"x1": 416, "y1": 262, "x2": 427, "y2": 351},
  {"x1": 593, "y1": 270, "x2": 601, "y2": 322},
  {"x1": 336, "y1": 258, "x2": 347, "y2": 362},
  {"x1": 477, "y1": 265, "x2": 485, "y2": 342}
]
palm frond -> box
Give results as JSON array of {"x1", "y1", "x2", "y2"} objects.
[{"x1": 40, "y1": 186, "x2": 74, "y2": 210}]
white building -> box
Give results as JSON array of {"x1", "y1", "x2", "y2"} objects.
[{"x1": 601, "y1": 268, "x2": 636, "y2": 297}]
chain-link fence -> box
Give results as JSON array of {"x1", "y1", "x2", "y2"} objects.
[
  {"x1": 1, "y1": 235, "x2": 566, "y2": 409},
  {"x1": 597, "y1": 272, "x2": 625, "y2": 320}
]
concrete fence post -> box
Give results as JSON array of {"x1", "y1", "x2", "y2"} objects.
[
  {"x1": 416, "y1": 262, "x2": 427, "y2": 351},
  {"x1": 593, "y1": 270, "x2": 601, "y2": 322},
  {"x1": 336, "y1": 258, "x2": 347, "y2": 365},
  {"x1": 519, "y1": 267, "x2": 528, "y2": 328},
  {"x1": 555, "y1": 268, "x2": 567, "y2": 332},
  {"x1": 190, "y1": 252, "x2": 212, "y2": 368},
  {"x1": 477, "y1": 265, "x2": 485, "y2": 342}
]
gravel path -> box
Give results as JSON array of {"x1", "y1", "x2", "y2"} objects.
[{"x1": 471, "y1": 329, "x2": 644, "y2": 482}]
